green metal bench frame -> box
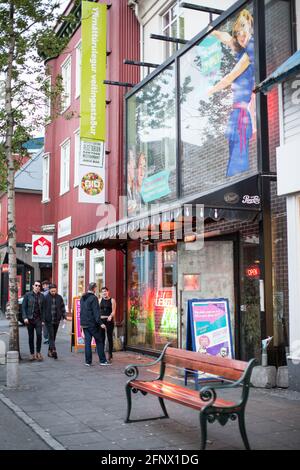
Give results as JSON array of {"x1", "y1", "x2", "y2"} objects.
[{"x1": 125, "y1": 343, "x2": 257, "y2": 450}]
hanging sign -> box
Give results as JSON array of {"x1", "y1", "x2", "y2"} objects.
[
  {"x1": 78, "y1": 166, "x2": 105, "y2": 204},
  {"x1": 80, "y1": 140, "x2": 105, "y2": 167},
  {"x1": 187, "y1": 298, "x2": 234, "y2": 358},
  {"x1": 32, "y1": 235, "x2": 53, "y2": 263}
]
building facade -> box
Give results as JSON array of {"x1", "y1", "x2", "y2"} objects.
[
  {"x1": 70, "y1": 0, "x2": 294, "y2": 365},
  {"x1": 259, "y1": 0, "x2": 300, "y2": 389},
  {"x1": 0, "y1": 145, "x2": 44, "y2": 313},
  {"x1": 42, "y1": 0, "x2": 140, "y2": 323}
]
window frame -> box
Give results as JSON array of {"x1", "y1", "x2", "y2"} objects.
[
  {"x1": 61, "y1": 55, "x2": 72, "y2": 112},
  {"x1": 42, "y1": 153, "x2": 50, "y2": 203},
  {"x1": 75, "y1": 40, "x2": 81, "y2": 99},
  {"x1": 60, "y1": 138, "x2": 71, "y2": 195}
]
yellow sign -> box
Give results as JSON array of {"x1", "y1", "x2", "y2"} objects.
[{"x1": 80, "y1": 1, "x2": 107, "y2": 142}]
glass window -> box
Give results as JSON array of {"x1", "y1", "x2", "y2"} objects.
[
  {"x1": 162, "y1": 2, "x2": 185, "y2": 59},
  {"x1": 89, "y1": 249, "x2": 105, "y2": 293},
  {"x1": 58, "y1": 243, "x2": 69, "y2": 309},
  {"x1": 74, "y1": 130, "x2": 80, "y2": 187},
  {"x1": 180, "y1": 3, "x2": 257, "y2": 197},
  {"x1": 127, "y1": 64, "x2": 176, "y2": 217},
  {"x1": 127, "y1": 241, "x2": 178, "y2": 351},
  {"x1": 60, "y1": 139, "x2": 70, "y2": 195},
  {"x1": 72, "y1": 248, "x2": 85, "y2": 298},
  {"x1": 61, "y1": 55, "x2": 71, "y2": 111}
]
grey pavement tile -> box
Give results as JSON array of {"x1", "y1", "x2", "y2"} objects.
[
  {"x1": 58, "y1": 431, "x2": 110, "y2": 447},
  {"x1": 44, "y1": 422, "x2": 94, "y2": 436},
  {"x1": 118, "y1": 437, "x2": 170, "y2": 450},
  {"x1": 67, "y1": 443, "x2": 122, "y2": 450}
]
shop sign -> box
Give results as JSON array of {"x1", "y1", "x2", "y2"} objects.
[
  {"x1": 242, "y1": 195, "x2": 261, "y2": 205},
  {"x1": 187, "y1": 298, "x2": 234, "y2": 358},
  {"x1": 72, "y1": 297, "x2": 96, "y2": 351},
  {"x1": 32, "y1": 235, "x2": 53, "y2": 263},
  {"x1": 245, "y1": 264, "x2": 260, "y2": 279},
  {"x1": 140, "y1": 170, "x2": 171, "y2": 203},
  {"x1": 78, "y1": 165, "x2": 105, "y2": 204},
  {"x1": 80, "y1": 140, "x2": 105, "y2": 168},
  {"x1": 57, "y1": 216, "x2": 72, "y2": 239}
]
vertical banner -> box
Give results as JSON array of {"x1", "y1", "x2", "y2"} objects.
[
  {"x1": 79, "y1": 1, "x2": 107, "y2": 204},
  {"x1": 187, "y1": 298, "x2": 234, "y2": 358},
  {"x1": 80, "y1": 1, "x2": 107, "y2": 142}
]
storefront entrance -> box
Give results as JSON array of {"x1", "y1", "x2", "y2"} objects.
[{"x1": 177, "y1": 239, "x2": 236, "y2": 352}]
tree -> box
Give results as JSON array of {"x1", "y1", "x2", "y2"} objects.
[{"x1": 0, "y1": 0, "x2": 72, "y2": 352}]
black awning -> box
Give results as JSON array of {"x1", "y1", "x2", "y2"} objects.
[{"x1": 70, "y1": 175, "x2": 261, "y2": 250}]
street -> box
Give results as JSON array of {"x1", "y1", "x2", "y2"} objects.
[{"x1": 0, "y1": 318, "x2": 300, "y2": 451}]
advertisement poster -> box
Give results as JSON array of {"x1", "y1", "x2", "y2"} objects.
[
  {"x1": 78, "y1": 166, "x2": 105, "y2": 204},
  {"x1": 187, "y1": 298, "x2": 233, "y2": 358},
  {"x1": 154, "y1": 288, "x2": 177, "y2": 345},
  {"x1": 73, "y1": 297, "x2": 95, "y2": 351},
  {"x1": 32, "y1": 235, "x2": 53, "y2": 263}
]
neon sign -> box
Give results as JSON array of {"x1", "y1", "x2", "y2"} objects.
[{"x1": 245, "y1": 265, "x2": 260, "y2": 279}]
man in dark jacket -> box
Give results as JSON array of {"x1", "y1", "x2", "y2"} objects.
[
  {"x1": 44, "y1": 284, "x2": 67, "y2": 359},
  {"x1": 80, "y1": 282, "x2": 109, "y2": 366},
  {"x1": 22, "y1": 281, "x2": 45, "y2": 361}
]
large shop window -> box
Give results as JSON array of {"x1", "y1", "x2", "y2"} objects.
[
  {"x1": 180, "y1": 2, "x2": 257, "y2": 197},
  {"x1": 89, "y1": 249, "x2": 105, "y2": 292},
  {"x1": 127, "y1": 64, "x2": 176, "y2": 217},
  {"x1": 58, "y1": 243, "x2": 69, "y2": 309},
  {"x1": 127, "y1": 241, "x2": 178, "y2": 351},
  {"x1": 72, "y1": 248, "x2": 85, "y2": 298}
]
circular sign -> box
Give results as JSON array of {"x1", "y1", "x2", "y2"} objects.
[{"x1": 81, "y1": 172, "x2": 104, "y2": 196}]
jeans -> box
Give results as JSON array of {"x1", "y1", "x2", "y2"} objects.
[
  {"x1": 46, "y1": 322, "x2": 59, "y2": 351},
  {"x1": 100, "y1": 319, "x2": 114, "y2": 359},
  {"x1": 83, "y1": 327, "x2": 106, "y2": 364},
  {"x1": 27, "y1": 321, "x2": 42, "y2": 354},
  {"x1": 43, "y1": 323, "x2": 49, "y2": 341}
]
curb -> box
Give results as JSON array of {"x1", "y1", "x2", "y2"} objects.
[{"x1": 0, "y1": 392, "x2": 66, "y2": 450}]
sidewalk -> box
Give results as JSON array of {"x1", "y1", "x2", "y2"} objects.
[{"x1": 0, "y1": 318, "x2": 300, "y2": 450}]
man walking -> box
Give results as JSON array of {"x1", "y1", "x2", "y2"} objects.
[
  {"x1": 100, "y1": 286, "x2": 116, "y2": 363},
  {"x1": 80, "y1": 283, "x2": 110, "y2": 366},
  {"x1": 22, "y1": 281, "x2": 45, "y2": 361},
  {"x1": 44, "y1": 284, "x2": 66, "y2": 359}
]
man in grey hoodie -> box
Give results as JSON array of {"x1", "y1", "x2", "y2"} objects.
[{"x1": 80, "y1": 283, "x2": 109, "y2": 366}]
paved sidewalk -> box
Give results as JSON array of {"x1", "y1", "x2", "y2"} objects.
[{"x1": 0, "y1": 318, "x2": 300, "y2": 450}]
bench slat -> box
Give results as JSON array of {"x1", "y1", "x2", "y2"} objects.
[
  {"x1": 163, "y1": 348, "x2": 247, "y2": 381},
  {"x1": 130, "y1": 380, "x2": 236, "y2": 411}
]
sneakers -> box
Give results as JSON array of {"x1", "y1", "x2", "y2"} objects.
[
  {"x1": 85, "y1": 363, "x2": 92, "y2": 367},
  {"x1": 99, "y1": 361, "x2": 111, "y2": 366},
  {"x1": 30, "y1": 354, "x2": 36, "y2": 361}
]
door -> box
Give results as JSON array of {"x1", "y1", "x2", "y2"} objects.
[{"x1": 178, "y1": 239, "x2": 236, "y2": 352}]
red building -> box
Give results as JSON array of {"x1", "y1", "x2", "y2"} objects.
[
  {"x1": 42, "y1": 0, "x2": 139, "y2": 325},
  {"x1": 0, "y1": 146, "x2": 45, "y2": 313}
]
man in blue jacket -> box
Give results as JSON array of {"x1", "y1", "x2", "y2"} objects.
[{"x1": 80, "y1": 282, "x2": 110, "y2": 366}]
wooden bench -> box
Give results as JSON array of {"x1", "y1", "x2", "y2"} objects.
[{"x1": 124, "y1": 344, "x2": 257, "y2": 450}]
